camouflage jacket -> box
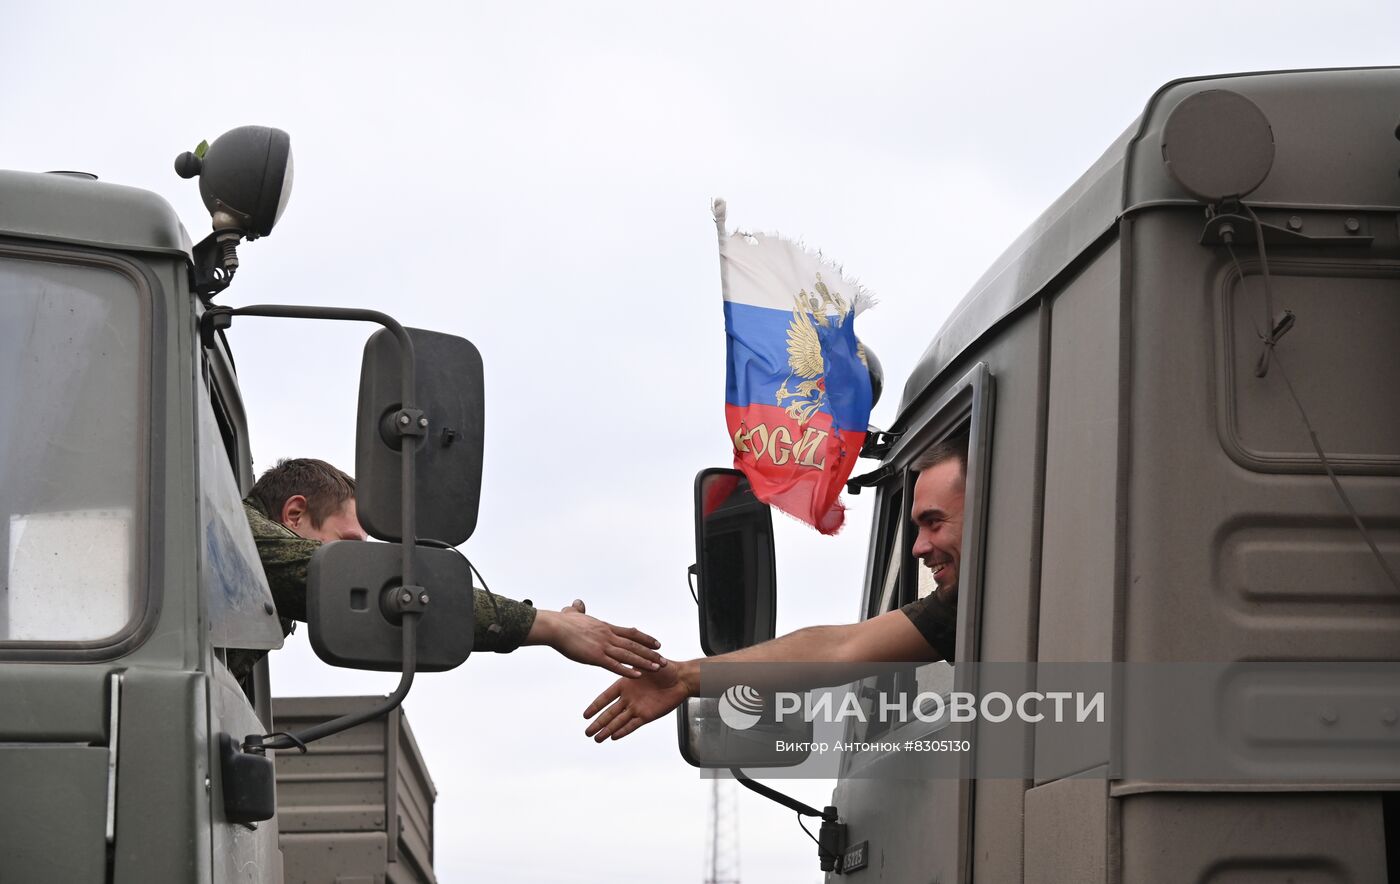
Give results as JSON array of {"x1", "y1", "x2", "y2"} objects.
[{"x1": 242, "y1": 499, "x2": 536, "y2": 652}]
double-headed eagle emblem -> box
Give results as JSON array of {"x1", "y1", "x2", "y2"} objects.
[{"x1": 776, "y1": 273, "x2": 867, "y2": 426}]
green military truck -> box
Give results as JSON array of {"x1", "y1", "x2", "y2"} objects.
[
  {"x1": 683, "y1": 67, "x2": 1400, "y2": 881},
  {"x1": 1, "y1": 128, "x2": 479, "y2": 882}
]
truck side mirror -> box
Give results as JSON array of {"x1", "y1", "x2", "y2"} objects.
[
  {"x1": 676, "y1": 695, "x2": 813, "y2": 769},
  {"x1": 356, "y1": 327, "x2": 485, "y2": 546},
  {"x1": 693, "y1": 468, "x2": 776, "y2": 656},
  {"x1": 306, "y1": 541, "x2": 474, "y2": 671}
]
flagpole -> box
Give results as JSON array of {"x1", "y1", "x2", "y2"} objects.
[{"x1": 712, "y1": 197, "x2": 730, "y2": 300}]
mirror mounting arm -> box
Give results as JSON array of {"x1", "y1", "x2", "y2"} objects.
[
  {"x1": 731, "y1": 767, "x2": 824, "y2": 816},
  {"x1": 251, "y1": 612, "x2": 420, "y2": 753},
  {"x1": 197, "y1": 302, "x2": 421, "y2": 566},
  {"x1": 730, "y1": 769, "x2": 846, "y2": 873},
  {"x1": 206, "y1": 302, "x2": 430, "y2": 748}
]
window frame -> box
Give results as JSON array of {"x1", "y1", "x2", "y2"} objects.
[
  {"x1": 837, "y1": 362, "x2": 994, "y2": 782},
  {"x1": 884, "y1": 361, "x2": 995, "y2": 670},
  {"x1": 0, "y1": 243, "x2": 166, "y2": 662},
  {"x1": 202, "y1": 327, "x2": 255, "y2": 493}
]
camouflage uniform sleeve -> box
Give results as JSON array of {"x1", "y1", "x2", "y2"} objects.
[
  {"x1": 899, "y1": 592, "x2": 957, "y2": 662},
  {"x1": 472, "y1": 590, "x2": 537, "y2": 653},
  {"x1": 245, "y1": 500, "x2": 537, "y2": 652},
  {"x1": 243, "y1": 500, "x2": 320, "y2": 623}
]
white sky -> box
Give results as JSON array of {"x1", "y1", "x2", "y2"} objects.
[{"x1": 5, "y1": 3, "x2": 1399, "y2": 881}]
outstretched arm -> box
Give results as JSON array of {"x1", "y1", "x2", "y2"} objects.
[
  {"x1": 584, "y1": 608, "x2": 935, "y2": 741},
  {"x1": 525, "y1": 600, "x2": 665, "y2": 678}
]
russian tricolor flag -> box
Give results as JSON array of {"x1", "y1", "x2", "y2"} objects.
[{"x1": 713, "y1": 199, "x2": 873, "y2": 535}]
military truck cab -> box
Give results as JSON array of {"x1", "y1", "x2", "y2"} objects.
[
  {"x1": 686, "y1": 67, "x2": 1400, "y2": 881},
  {"x1": 1, "y1": 131, "x2": 472, "y2": 882}
]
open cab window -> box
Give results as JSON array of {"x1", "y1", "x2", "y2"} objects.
[
  {"x1": 892, "y1": 361, "x2": 994, "y2": 673},
  {"x1": 843, "y1": 363, "x2": 993, "y2": 753},
  {"x1": 197, "y1": 377, "x2": 283, "y2": 655}
]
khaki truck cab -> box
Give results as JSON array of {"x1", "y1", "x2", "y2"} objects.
[
  {"x1": 2, "y1": 128, "x2": 479, "y2": 882},
  {"x1": 683, "y1": 67, "x2": 1400, "y2": 881}
]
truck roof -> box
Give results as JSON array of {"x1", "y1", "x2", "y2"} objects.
[
  {"x1": 0, "y1": 168, "x2": 192, "y2": 258},
  {"x1": 899, "y1": 66, "x2": 1400, "y2": 416}
]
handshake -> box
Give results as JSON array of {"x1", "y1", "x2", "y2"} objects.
[{"x1": 526, "y1": 598, "x2": 692, "y2": 742}]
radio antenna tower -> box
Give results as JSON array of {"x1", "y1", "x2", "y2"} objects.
[{"x1": 703, "y1": 777, "x2": 741, "y2": 884}]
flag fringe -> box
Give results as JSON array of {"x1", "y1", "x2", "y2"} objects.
[{"x1": 714, "y1": 198, "x2": 876, "y2": 315}]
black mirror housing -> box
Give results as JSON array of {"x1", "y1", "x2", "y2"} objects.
[
  {"x1": 218, "y1": 734, "x2": 277, "y2": 823},
  {"x1": 307, "y1": 541, "x2": 474, "y2": 671},
  {"x1": 675, "y1": 697, "x2": 813, "y2": 769},
  {"x1": 356, "y1": 327, "x2": 485, "y2": 546},
  {"x1": 693, "y1": 468, "x2": 776, "y2": 656}
]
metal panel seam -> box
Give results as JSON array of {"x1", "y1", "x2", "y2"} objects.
[
  {"x1": 1021, "y1": 296, "x2": 1055, "y2": 883},
  {"x1": 1109, "y1": 214, "x2": 1135, "y2": 884}
]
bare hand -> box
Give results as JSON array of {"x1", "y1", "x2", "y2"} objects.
[
  {"x1": 583, "y1": 662, "x2": 691, "y2": 742},
  {"x1": 534, "y1": 599, "x2": 665, "y2": 678}
]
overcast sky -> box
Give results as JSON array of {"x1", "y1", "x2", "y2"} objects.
[{"x1": 6, "y1": 3, "x2": 1400, "y2": 881}]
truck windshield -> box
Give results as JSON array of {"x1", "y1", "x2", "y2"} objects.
[{"x1": 0, "y1": 253, "x2": 146, "y2": 644}]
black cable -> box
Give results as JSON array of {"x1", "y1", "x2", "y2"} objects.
[
  {"x1": 1269, "y1": 351, "x2": 1400, "y2": 592},
  {"x1": 260, "y1": 731, "x2": 307, "y2": 754},
  {"x1": 420, "y1": 538, "x2": 504, "y2": 634},
  {"x1": 1242, "y1": 205, "x2": 1279, "y2": 377},
  {"x1": 797, "y1": 811, "x2": 822, "y2": 849}
]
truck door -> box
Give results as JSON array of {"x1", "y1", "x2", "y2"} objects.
[
  {"x1": 196, "y1": 358, "x2": 286, "y2": 883},
  {"x1": 827, "y1": 364, "x2": 994, "y2": 883},
  {"x1": 0, "y1": 247, "x2": 159, "y2": 882}
]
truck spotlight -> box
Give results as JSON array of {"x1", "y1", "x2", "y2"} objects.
[{"x1": 174, "y1": 126, "x2": 293, "y2": 285}]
